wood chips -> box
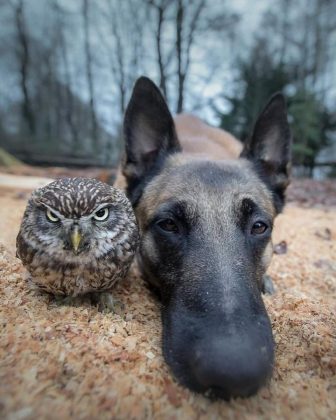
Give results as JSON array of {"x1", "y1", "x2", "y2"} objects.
[{"x1": 0, "y1": 184, "x2": 335, "y2": 419}]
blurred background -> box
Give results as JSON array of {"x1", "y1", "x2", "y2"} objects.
[{"x1": 0, "y1": 0, "x2": 335, "y2": 179}]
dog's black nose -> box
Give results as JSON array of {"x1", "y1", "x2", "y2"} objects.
[{"x1": 190, "y1": 334, "x2": 274, "y2": 399}]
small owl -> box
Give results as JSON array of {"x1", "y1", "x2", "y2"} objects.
[{"x1": 16, "y1": 177, "x2": 139, "y2": 311}]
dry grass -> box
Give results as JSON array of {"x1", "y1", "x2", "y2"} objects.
[{"x1": 0, "y1": 185, "x2": 335, "y2": 419}]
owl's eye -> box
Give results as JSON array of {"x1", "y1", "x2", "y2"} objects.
[
  {"x1": 93, "y1": 207, "x2": 109, "y2": 221},
  {"x1": 46, "y1": 209, "x2": 60, "y2": 223}
]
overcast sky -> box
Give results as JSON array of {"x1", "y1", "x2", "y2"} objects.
[{"x1": 0, "y1": 0, "x2": 335, "y2": 132}]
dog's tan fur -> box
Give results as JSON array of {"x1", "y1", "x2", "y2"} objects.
[
  {"x1": 116, "y1": 113, "x2": 275, "y2": 284},
  {"x1": 120, "y1": 77, "x2": 291, "y2": 398}
]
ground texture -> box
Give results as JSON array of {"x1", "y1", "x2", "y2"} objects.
[{"x1": 0, "y1": 175, "x2": 335, "y2": 419}]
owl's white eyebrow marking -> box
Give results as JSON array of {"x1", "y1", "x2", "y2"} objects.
[
  {"x1": 88, "y1": 203, "x2": 114, "y2": 218},
  {"x1": 32, "y1": 177, "x2": 128, "y2": 219},
  {"x1": 41, "y1": 205, "x2": 65, "y2": 220},
  {"x1": 67, "y1": 199, "x2": 73, "y2": 214}
]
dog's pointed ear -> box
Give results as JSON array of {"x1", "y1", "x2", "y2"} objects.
[
  {"x1": 240, "y1": 93, "x2": 292, "y2": 212},
  {"x1": 122, "y1": 77, "x2": 181, "y2": 201}
]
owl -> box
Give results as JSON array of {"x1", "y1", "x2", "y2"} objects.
[{"x1": 16, "y1": 177, "x2": 139, "y2": 311}]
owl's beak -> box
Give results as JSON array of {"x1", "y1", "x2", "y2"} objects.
[{"x1": 70, "y1": 226, "x2": 82, "y2": 254}]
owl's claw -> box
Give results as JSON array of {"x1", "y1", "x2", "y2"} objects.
[
  {"x1": 90, "y1": 292, "x2": 125, "y2": 315},
  {"x1": 52, "y1": 292, "x2": 125, "y2": 313},
  {"x1": 54, "y1": 295, "x2": 85, "y2": 307}
]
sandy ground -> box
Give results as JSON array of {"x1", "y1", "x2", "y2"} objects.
[{"x1": 0, "y1": 180, "x2": 335, "y2": 419}]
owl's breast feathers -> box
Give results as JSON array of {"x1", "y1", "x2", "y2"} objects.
[{"x1": 17, "y1": 232, "x2": 137, "y2": 296}]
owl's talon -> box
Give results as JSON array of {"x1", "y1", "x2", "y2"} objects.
[
  {"x1": 54, "y1": 295, "x2": 84, "y2": 307},
  {"x1": 91, "y1": 292, "x2": 125, "y2": 314}
]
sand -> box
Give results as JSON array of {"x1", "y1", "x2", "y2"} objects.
[{"x1": 0, "y1": 181, "x2": 335, "y2": 419}]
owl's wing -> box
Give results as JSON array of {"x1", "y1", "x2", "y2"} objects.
[
  {"x1": 16, "y1": 231, "x2": 24, "y2": 261},
  {"x1": 16, "y1": 231, "x2": 36, "y2": 265}
]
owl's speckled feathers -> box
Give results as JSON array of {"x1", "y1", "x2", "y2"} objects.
[{"x1": 16, "y1": 177, "x2": 139, "y2": 298}]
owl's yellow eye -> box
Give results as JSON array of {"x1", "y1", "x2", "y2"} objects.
[
  {"x1": 93, "y1": 207, "x2": 109, "y2": 221},
  {"x1": 46, "y1": 209, "x2": 60, "y2": 223}
]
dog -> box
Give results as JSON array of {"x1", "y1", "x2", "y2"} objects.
[{"x1": 117, "y1": 77, "x2": 291, "y2": 399}]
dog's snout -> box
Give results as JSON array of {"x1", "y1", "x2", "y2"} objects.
[
  {"x1": 163, "y1": 303, "x2": 274, "y2": 400},
  {"x1": 189, "y1": 333, "x2": 274, "y2": 399}
]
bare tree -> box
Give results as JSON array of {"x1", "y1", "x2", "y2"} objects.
[
  {"x1": 106, "y1": 0, "x2": 127, "y2": 115},
  {"x1": 148, "y1": 0, "x2": 218, "y2": 113},
  {"x1": 98, "y1": 0, "x2": 146, "y2": 119},
  {"x1": 82, "y1": 0, "x2": 98, "y2": 149},
  {"x1": 53, "y1": 0, "x2": 79, "y2": 148},
  {"x1": 13, "y1": 0, "x2": 35, "y2": 135},
  {"x1": 262, "y1": 0, "x2": 336, "y2": 96},
  {"x1": 175, "y1": 0, "x2": 206, "y2": 112},
  {"x1": 147, "y1": 0, "x2": 173, "y2": 100}
]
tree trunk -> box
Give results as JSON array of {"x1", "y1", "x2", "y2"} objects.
[
  {"x1": 58, "y1": 14, "x2": 79, "y2": 148},
  {"x1": 83, "y1": 0, "x2": 98, "y2": 151},
  {"x1": 15, "y1": 1, "x2": 35, "y2": 136},
  {"x1": 156, "y1": 4, "x2": 168, "y2": 100},
  {"x1": 176, "y1": 0, "x2": 184, "y2": 113}
]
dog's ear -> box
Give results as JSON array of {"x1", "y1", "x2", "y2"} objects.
[
  {"x1": 123, "y1": 77, "x2": 181, "y2": 203},
  {"x1": 241, "y1": 93, "x2": 292, "y2": 212}
]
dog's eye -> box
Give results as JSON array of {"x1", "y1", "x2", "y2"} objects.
[
  {"x1": 156, "y1": 218, "x2": 179, "y2": 233},
  {"x1": 251, "y1": 221, "x2": 268, "y2": 235}
]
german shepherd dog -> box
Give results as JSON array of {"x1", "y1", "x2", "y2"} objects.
[{"x1": 118, "y1": 77, "x2": 291, "y2": 399}]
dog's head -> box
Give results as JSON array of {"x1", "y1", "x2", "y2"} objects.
[{"x1": 122, "y1": 77, "x2": 291, "y2": 399}]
